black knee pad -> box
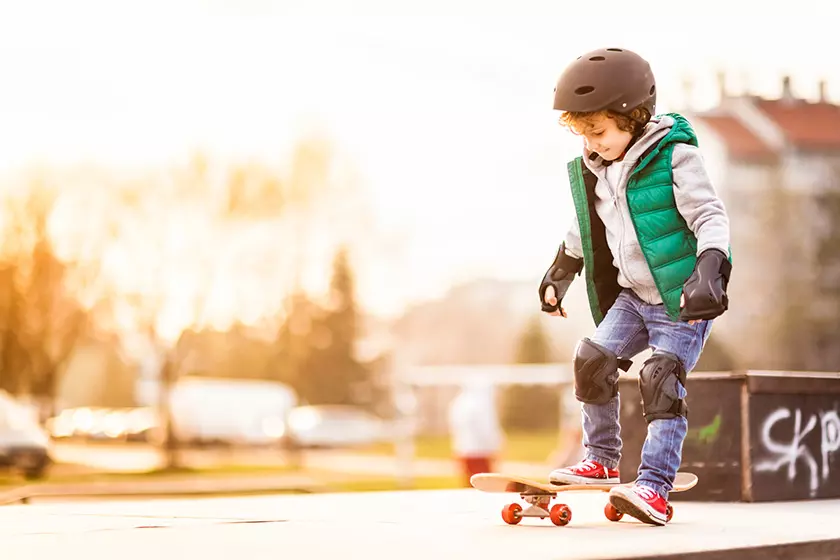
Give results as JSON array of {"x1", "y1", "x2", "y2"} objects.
[
  {"x1": 639, "y1": 351, "x2": 688, "y2": 423},
  {"x1": 573, "y1": 338, "x2": 627, "y2": 405}
]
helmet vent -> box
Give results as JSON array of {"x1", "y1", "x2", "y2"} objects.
[
  {"x1": 650, "y1": 85, "x2": 656, "y2": 95},
  {"x1": 606, "y1": 48, "x2": 623, "y2": 52},
  {"x1": 575, "y1": 86, "x2": 595, "y2": 95},
  {"x1": 589, "y1": 56, "x2": 606, "y2": 61}
]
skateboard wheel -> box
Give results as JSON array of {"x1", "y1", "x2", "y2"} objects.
[
  {"x1": 666, "y1": 504, "x2": 674, "y2": 523},
  {"x1": 549, "y1": 503, "x2": 571, "y2": 526},
  {"x1": 604, "y1": 502, "x2": 623, "y2": 522},
  {"x1": 501, "y1": 503, "x2": 522, "y2": 525}
]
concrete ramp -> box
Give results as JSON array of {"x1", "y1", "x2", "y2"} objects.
[{"x1": 1, "y1": 488, "x2": 839, "y2": 559}]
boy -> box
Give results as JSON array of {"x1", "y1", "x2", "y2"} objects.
[{"x1": 540, "y1": 47, "x2": 732, "y2": 526}]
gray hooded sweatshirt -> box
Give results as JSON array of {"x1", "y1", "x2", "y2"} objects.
[{"x1": 563, "y1": 114, "x2": 731, "y2": 305}]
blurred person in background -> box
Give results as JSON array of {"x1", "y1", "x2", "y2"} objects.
[
  {"x1": 539, "y1": 47, "x2": 732, "y2": 525},
  {"x1": 448, "y1": 381, "x2": 502, "y2": 486}
]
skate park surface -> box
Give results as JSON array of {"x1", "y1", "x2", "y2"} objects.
[{"x1": 3, "y1": 487, "x2": 839, "y2": 560}]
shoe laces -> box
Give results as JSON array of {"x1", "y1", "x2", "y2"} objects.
[
  {"x1": 576, "y1": 459, "x2": 598, "y2": 472},
  {"x1": 634, "y1": 485, "x2": 658, "y2": 500}
]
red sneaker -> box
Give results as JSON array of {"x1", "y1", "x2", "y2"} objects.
[
  {"x1": 609, "y1": 483, "x2": 671, "y2": 526},
  {"x1": 549, "y1": 459, "x2": 620, "y2": 485}
]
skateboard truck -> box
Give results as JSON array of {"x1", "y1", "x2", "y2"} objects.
[{"x1": 502, "y1": 490, "x2": 572, "y2": 526}]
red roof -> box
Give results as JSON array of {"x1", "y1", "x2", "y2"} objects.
[
  {"x1": 757, "y1": 99, "x2": 840, "y2": 151},
  {"x1": 696, "y1": 114, "x2": 777, "y2": 163}
]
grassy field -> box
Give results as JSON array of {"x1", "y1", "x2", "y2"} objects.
[
  {"x1": 0, "y1": 429, "x2": 561, "y2": 499},
  {"x1": 366, "y1": 429, "x2": 560, "y2": 463},
  {"x1": 326, "y1": 475, "x2": 463, "y2": 492},
  {"x1": 0, "y1": 463, "x2": 466, "y2": 498},
  {"x1": 0, "y1": 463, "x2": 297, "y2": 488}
]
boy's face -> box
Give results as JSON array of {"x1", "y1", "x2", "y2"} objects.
[{"x1": 576, "y1": 114, "x2": 634, "y2": 162}]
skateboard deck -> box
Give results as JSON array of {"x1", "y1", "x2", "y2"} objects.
[{"x1": 470, "y1": 472, "x2": 698, "y2": 526}]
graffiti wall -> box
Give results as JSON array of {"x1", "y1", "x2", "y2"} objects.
[
  {"x1": 751, "y1": 395, "x2": 840, "y2": 500},
  {"x1": 617, "y1": 372, "x2": 840, "y2": 502}
]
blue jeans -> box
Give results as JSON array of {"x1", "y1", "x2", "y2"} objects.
[{"x1": 580, "y1": 289, "x2": 712, "y2": 499}]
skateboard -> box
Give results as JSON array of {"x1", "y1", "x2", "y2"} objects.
[{"x1": 470, "y1": 472, "x2": 698, "y2": 526}]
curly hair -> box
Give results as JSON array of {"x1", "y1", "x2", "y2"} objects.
[{"x1": 558, "y1": 106, "x2": 650, "y2": 136}]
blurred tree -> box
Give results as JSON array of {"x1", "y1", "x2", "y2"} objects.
[
  {"x1": 3, "y1": 132, "x2": 369, "y2": 467},
  {"x1": 0, "y1": 183, "x2": 88, "y2": 419},
  {"x1": 514, "y1": 315, "x2": 551, "y2": 364},
  {"x1": 501, "y1": 315, "x2": 559, "y2": 431},
  {"x1": 272, "y1": 290, "x2": 320, "y2": 393},
  {"x1": 57, "y1": 334, "x2": 136, "y2": 408},
  {"x1": 176, "y1": 324, "x2": 278, "y2": 381},
  {"x1": 95, "y1": 138, "x2": 346, "y2": 468},
  {"x1": 288, "y1": 247, "x2": 381, "y2": 409},
  {"x1": 224, "y1": 162, "x2": 286, "y2": 219}
]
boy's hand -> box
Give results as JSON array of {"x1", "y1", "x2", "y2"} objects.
[
  {"x1": 539, "y1": 243, "x2": 582, "y2": 317},
  {"x1": 679, "y1": 248, "x2": 732, "y2": 323},
  {"x1": 543, "y1": 285, "x2": 567, "y2": 318},
  {"x1": 680, "y1": 294, "x2": 699, "y2": 325}
]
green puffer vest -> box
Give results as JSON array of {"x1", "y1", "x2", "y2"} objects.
[{"x1": 567, "y1": 113, "x2": 709, "y2": 325}]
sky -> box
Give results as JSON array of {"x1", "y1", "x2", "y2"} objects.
[{"x1": 0, "y1": 0, "x2": 836, "y2": 319}]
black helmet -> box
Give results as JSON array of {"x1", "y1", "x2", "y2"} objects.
[{"x1": 553, "y1": 47, "x2": 656, "y2": 121}]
